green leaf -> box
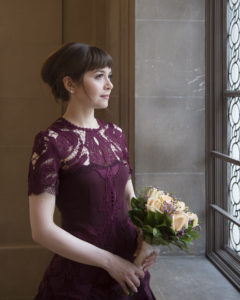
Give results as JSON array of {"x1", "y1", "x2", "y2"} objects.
[
  {"x1": 130, "y1": 197, "x2": 138, "y2": 209},
  {"x1": 128, "y1": 208, "x2": 146, "y2": 222},
  {"x1": 153, "y1": 227, "x2": 159, "y2": 237},
  {"x1": 145, "y1": 211, "x2": 156, "y2": 227},
  {"x1": 154, "y1": 211, "x2": 165, "y2": 224},
  {"x1": 132, "y1": 216, "x2": 144, "y2": 228},
  {"x1": 142, "y1": 224, "x2": 153, "y2": 233},
  {"x1": 156, "y1": 221, "x2": 167, "y2": 228},
  {"x1": 164, "y1": 213, "x2": 173, "y2": 227},
  {"x1": 131, "y1": 196, "x2": 146, "y2": 210}
]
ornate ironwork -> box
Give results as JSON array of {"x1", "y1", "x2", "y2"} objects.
[
  {"x1": 227, "y1": 0, "x2": 240, "y2": 255},
  {"x1": 227, "y1": 0, "x2": 240, "y2": 90},
  {"x1": 227, "y1": 97, "x2": 240, "y2": 254}
]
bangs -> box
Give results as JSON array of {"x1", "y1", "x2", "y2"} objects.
[{"x1": 86, "y1": 46, "x2": 113, "y2": 71}]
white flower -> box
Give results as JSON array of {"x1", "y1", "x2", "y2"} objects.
[
  {"x1": 186, "y1": 212, "x2": 198, "y2": 227},
  {"x1": 175, "y1": 201, "x2": 185, "y2": 212},
  {"x1": 171, "y1": 213, "x2": 189, "y2": 232},
  {"x1": 160, "y1": 194, "x2": 174, "y2": 204},
  {"x1": 146, "y1": 198, "x2": 162, "y2": 213}
]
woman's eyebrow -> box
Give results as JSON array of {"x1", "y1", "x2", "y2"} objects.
[
  {"x1": 93, "y1": 69, "x2": 112, "y2": 75},
  {"x1": 94, "y1": 69, "x2": 105, "y2": 73}
]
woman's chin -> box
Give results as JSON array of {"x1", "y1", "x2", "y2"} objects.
[{"x1": 95, "y1": 102, "x2": 109, "y2": 109}]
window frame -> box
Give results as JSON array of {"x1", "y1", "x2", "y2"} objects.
[{"x1": 206, "y1": 0, "x2": 240, "y2": 291}]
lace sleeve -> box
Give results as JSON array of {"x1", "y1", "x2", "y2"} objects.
[
  {"x1": 121, "y1": 130, "x2": 134, "y2": 179},
  {"x1": 28, "y1": 131, "x2": 61, "y2": 196}
]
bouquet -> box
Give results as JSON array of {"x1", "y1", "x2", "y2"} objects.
[{"x1": 128, "y1": 187, "x2": 200, "y2": 268}]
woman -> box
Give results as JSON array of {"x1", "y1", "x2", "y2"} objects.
[{"x1": 28, "y1": 42, "x2": 157, "y2": 299}]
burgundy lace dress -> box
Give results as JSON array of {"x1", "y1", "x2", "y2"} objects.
[{"x1": 28, "y1": 117, "x2": 156, "y2": 300}]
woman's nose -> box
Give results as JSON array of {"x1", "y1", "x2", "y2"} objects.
[{"x1": 105, "y1": 77, "x2": 113, "y2": 90}]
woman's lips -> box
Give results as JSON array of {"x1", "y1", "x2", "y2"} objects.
[{"x1": 101, "y1": 95, "x2": 110, "y2": 99}]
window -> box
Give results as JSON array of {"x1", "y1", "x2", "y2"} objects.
[{"x1": 206, "y1": 0, "x2": 240, "y2": 291}]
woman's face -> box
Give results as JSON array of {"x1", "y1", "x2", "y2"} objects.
[{"x1": 74, "y1": 67, "x2": 113, "y2": 109}]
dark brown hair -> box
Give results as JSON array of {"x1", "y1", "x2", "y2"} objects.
[{"x1": 41, "y1": 42, "x2": 113, "y2": 101}]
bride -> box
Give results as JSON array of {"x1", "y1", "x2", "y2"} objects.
[{"x1": 28, "y1": 42, "x2": 157, "y2": 299}]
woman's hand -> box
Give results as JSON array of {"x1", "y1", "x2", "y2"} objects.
[
  {"x1": 142, "y1": 251, "x2": 158, "y2": 272},
  {"x1": 134, "y1": 228, "x2": 158, "y2": 272},
  {"x1": 104, "y1": 253, "x2": 145, "y2": 295}
]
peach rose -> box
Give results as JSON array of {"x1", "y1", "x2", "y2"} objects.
[
  {"x1": 175, "y1": 201, "x2": 185, "y2": 212},
  {"x1": 146, "y1": 198, "x2": 162, "y2": 213},
  {"x1": 187, "y1": 212, "x2": 198, "y2": 228},
  {"x1": 160, "y1": 194, "x2": 174, "y2": 204},
  {"x1": 171, "y1": 213, "x2": 189, "y2": 232},
  {"x1": 147, "y1": 187, "x2": 164, "y2": 199}
]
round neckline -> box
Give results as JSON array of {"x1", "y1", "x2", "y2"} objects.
[{"x1": 59, "y1": 117, "x2": 103, "y2": 131}]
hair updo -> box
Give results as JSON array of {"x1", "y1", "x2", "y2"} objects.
[{"x1": 41, "y1": 42, "x2": 113, "y2": 102}]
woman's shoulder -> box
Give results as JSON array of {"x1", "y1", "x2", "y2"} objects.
[
  {"x1": 100, "y1": 119, "x2": 124, "y2": 135},
  {"x1": 32, "y1": 118, "x2": 75, "y2": 157}
]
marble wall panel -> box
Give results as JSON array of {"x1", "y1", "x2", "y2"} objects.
[
  {"x1": 136, "y1": 0, "x2": 205, "y2": 20},
  {"x1": 135, "y1": 97, "x2": 205, "y2": 173},
  {"x1": 135, "y1": 0, "x2": 206, "y2": 255},
  {"x1": 135, "y1": 20, "x2": 205, "y2": 98}
]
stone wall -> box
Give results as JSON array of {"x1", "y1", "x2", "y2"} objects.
[{"x1": 135, "y1": 0, "x2": 205, "y2": 255}]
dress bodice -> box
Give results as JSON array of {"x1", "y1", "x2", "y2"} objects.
[
  {"x1": 28, "y1": 117, "x2": 133, "y2": 249},
  {"x1": 28, "y1": 117, "x2": 132, "y2": 196}
]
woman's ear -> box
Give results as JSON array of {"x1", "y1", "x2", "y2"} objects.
[{"x1": 62, "y1": 76, "x2": 75, "y2": 94}]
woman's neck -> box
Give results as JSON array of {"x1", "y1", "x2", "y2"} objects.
[{"x1": 62, "y1": 99, "x2": 97, "y2": 128}]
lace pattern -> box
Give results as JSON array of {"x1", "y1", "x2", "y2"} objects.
[{"x1": 28, "y1": 117, "x2": 133, "y2": 196}]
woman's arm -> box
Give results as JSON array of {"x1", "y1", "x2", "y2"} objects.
[
  {"x1": 29, "y1": 192, "x2": 144, "y2": 295},
  {"x1": 29, "y1": 192, "x2": 111, "y2": 267},
  {"x1": 124, "y1": 179, "x2": 136, "y2": 210}
]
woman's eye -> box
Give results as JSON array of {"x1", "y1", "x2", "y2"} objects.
[
  {"x1": 95, "y1": 73, "x2": 113, "y2": 80},
  {"x1": 96, "y1": 74, "x2": 104, "y2": 79}
]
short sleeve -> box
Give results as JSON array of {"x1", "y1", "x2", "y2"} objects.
[
  {"x1": 28, "y1": 131, "x2": 61, "y2": 196},
  {"x1": 121, "y1": 130, "x2": 134, "y2": 179}
]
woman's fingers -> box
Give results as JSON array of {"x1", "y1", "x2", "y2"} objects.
[
  {"x1": 143, "y1": 262, "x2": 152, "y2": 271},
  {"x1": 124, "y1": 267, "x2": 143, "y2": 294},
  {"x1": 143, "y1": 259, "x2": 155, "y2": 271},
  {"x1": 135, "y1": 266, "x2": 145, "y2": 279},
  {"x1": 143, "y1": 251, "x2": 157, "y2": 264},
  {"x1": 131, "y1": 273, "x2": 141, "y2": 288},
  {"x1": 105, "y1": 253, "x2": 146, "y2": 295},
  {"x1": 120, "y1": 282, "x2": 130, "y2": 295},
  {"x1": 121, "y1": 274, "x2": 139, "y2": 295},
  {"x1": 126, "y1": 278, "x2": 138, "y2": 293},
  {"x1": 142, "y1": 252, "x2": 157, "y2": 271}
]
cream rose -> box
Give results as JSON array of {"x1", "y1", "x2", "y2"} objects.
[
  {"x1": 147, "y1": 187, "x2": 157, "y2": 198},
  {"x1": 187, "y1": 212, "x2": 198, "y2": 228},
  {"x1": 175, "y1": 201, "x2": 185, "y2": 212},
  {"x1": 146, "y1": 198, "x2": 162, "y2": 213},
  {"x1": 147, "y1": 188, "x2": 176, "y2": 213},
  {"x1": 160, "y1": 194, "x2": 174, "y2": 204},
  {"x1": 147, "y1": 187, "x2": 164, "y2": 200},
  {"x1": 171, "y1": 213, "x2": 189, "y2": 232}
]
